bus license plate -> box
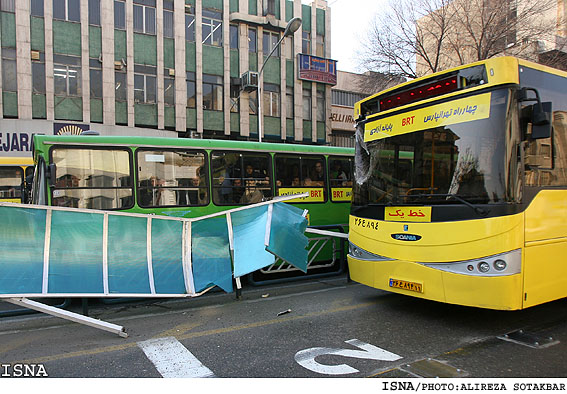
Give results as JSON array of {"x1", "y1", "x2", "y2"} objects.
[{"x1": 389, "y1": 278, "x2": 423, "y2": 293}]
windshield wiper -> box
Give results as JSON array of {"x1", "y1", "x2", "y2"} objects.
[{"x1": 402, "y1": 193, "x2": 489, "y2": 217}]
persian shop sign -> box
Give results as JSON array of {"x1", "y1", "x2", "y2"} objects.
[
  {"x1": 330, "y1": 106, "x2": 356, "y2": 131},
  {"x1": 298, "y1": 54, "x2": 337, "y2": 85}
]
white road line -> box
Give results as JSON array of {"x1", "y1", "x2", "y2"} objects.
[{"x1": 138, "y1": 337, "x2": 215, "y2": 378}]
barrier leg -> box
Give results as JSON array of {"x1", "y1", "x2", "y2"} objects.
[{"x1": 5, "y1": 298, "x2": 128, "y2": 338}]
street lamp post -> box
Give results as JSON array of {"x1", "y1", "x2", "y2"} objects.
[{"x1": 257, "y1": 17, "x2": 302, "y2": 142}]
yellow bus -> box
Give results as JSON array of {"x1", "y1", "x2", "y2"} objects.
[
  {"x1": 0, "y1": 157, "x2": 33, "y2": 203},
  {"x1": 348, "y1": 56, "x2": 566, "y2": 310}
]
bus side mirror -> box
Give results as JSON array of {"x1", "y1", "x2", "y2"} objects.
[
  {"x1": 518, "y1": 88, "x2": 552, "y2": 140},
  {"x1": 47, "y1": 163, "x2": 56, "y2": 187},
  {"x1": 531, "y1": 102, "x2": 552, "y2": 139}
]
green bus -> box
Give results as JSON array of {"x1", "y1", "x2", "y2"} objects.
[{"x1": 31, "y1": 135, "x2": 354, "y2": 283}]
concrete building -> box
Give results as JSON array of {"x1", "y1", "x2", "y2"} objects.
[{"x1": 0, "y1": 0, "x2": 336, "y2": 153}]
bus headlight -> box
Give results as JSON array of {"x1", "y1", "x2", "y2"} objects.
[
  {"x1": 493, "y1": 259, "x2": 507, "y2": 271},
  {"x1": 348, "y1": 242, "x2": 393, "y2": 261},
  {"x1": 419, "y1": 249, "x2": 521, "y2": 277}
]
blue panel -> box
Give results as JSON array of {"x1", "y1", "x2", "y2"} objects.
[
  {"x1": 108, "y1": 215, "x2": 151, "y2": 294},
  {"x1": 0, "y1": 207, "x2": 46, "y2": 294},
  {"x1": 232, "y1": 205, "x2": 274, "y2": 277},
  {"x1": 266, "y1": 203, "x2": 308, "y2": 272},
  {"x1": 48, "y1": 210, "x2": 104, "y2": 293},
  {"x1": 192, "y1": 216, "x2": 233, "y2": 293},
  {"x1": 151, "y1": 218, "x2": 186, "y2": 294}
]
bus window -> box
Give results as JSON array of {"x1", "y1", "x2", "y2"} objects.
[
  {"x1": 51, "y1": 148, "x2": 133, "y2": 209},
  {"x1": 275, "y1": 154, "x2": 326, "y2": 202},
  {"x1": 137, "y1": 149, "x2": 208, "y2": 207},
  {"x1": 211, "y1": 151, "x2": 272, "y2": 205},
  {"x1": 329, "y1": 157, "x2": 353, "y2": 202},
  {"x1": 0, "y1": 166, "x2": 23, "y2": 202}
]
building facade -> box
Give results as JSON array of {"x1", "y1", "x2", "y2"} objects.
[{"x1": 0, "y1": 0, "x2": 335, "y2": 148}]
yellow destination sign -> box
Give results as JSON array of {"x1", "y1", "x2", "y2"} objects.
[
  {"x1": 364, "y1": 93, "x2": 492, "y2": 142},
  {"x1": 384, "y1": 206, "x2": 432, "y2": 222},
  {"x1": 331, "y1": 187, "x2": 352, "y2": 202},
  {"x1": 278, "y1": 188, "x2": 324, "y2": 203}
]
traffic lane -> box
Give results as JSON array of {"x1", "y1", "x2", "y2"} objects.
[
  {"x1": 176, "y1": 292, "x2": 567, "y2": 378},
  {"x1": 2, "y1": 281, "x2": 567, "y2": 377}
]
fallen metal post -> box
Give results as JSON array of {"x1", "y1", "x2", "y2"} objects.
[{"x1": 6, "y1": 298, "x2": 128, "y2": 338}]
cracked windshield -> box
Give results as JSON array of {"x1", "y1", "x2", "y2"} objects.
[{"x1": 354, "y1": 89, "x2": 519, "y2": 206}]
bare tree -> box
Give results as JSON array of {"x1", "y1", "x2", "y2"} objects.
[{"x1": 357, "y1": 0, "x2": 563, "y2": 79}]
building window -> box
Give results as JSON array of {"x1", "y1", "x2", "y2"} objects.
[
  {"x1": 164, "y1": 74, "x2": 175, "y2": 106},
  {"x1": 53, "y1": 0, "x2": 80, "y2": 22},
  {"x1": 114, "y1": 0, "x2": 125, "y2": 30},
  {"x1": 0, "y1": 0, "x2": 15, "y2": 12},
  {"x1": 249, "y1": 90, "x2": 258, "y2": 115},
  {"x1": 31, "y1": 0, "x2": 44, "y2": 16},
  {"x1": 186, "y1": 72, "x2": 195, "y2": 108},
  {"x1": 185, "y1": 5, "x2": 195, "y2": 42},
  {"x1": 262, "y1": 0, "x2": 276, "y2": 16},
  {"x1": 331, "y1": 90, "x2": 366, "y2": 107},
  {"x1": 263, "y1": 83, "x2": 280, "y2": 117},
  {"x1": 202, "y1": 9, "x2": 222, "y2": 46},
  {"x1": 316, "y1": 89, "x2": 325, "y2": 122},
  {"x1": 302, "y1": 31, "x2": 310, "y2": 54},
  {"x1": 230, "y1": 97, "x2": 239, "y2": 113},
  {"x1": 203, "y1": 74, "x2": 223, "y2": 111},
  {"x1": 133, "y1": 1, "x2": 156, "y2": 35},
  {"x1": 316, "y1": 34, "x2": 325, "y2": 58},
  {"x1": 115, "y1": 70, "x2": 127, "y2": 101},
  {"x1": 303, "y1": 88, "x2": 312, "y2": 120},
  {"x1": 32, "y1": 54, "x2": 46, "y2": 94},
  {"x1": 54, "y1": 55, "x2": 81, "y2": 97},
  {"x1": 163, "y1": 6, "x2": 174, "y2": 38},
  {"x1": 230, "y1": 24, "x2": 239, "y2": 50},
  {"x1": 89, "y1": 58, "x2": 102, "y2": 99},
  {"x1": 284, "y1": 36, "x2": 293, "y2": 59},
  {"x1": 248, "y1": 27, "x2": 257, "y2": 53},
  {"x1": 263, "y1": 31, "x2": 280, "y2": 57},
  {"x1": 286, "y1": 87, "x2": 293, "y2": 119},
  {"x1": 134, "y1": 65, "x2": 157, "y2": 103},
  {"x1": 1, "y1": 48, "x2": 17, "y2": 92},
  {"x1": 88, "y1": 0, "x2": 100, "y2": 26}
]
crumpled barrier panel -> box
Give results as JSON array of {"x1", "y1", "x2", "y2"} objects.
[
  {"x1": 151, "y1": 218, "x2": 186, "y2": 294},
  {"x1": 266, "y1": 203, "x2": 308, "y2": 273},
  {"x1": 48, "y1": 210, "x2": 104, "y2": 294},
  {"x1": 0, "y1": 207, "x2": 46, "y2": 294},
  {"x1": 192, "y1": 216, "x2": 233, "y2": 293},
  {"x1": 232, "y1": 205, "x2": 274, "y2": 277},
  {"x1": 108, "y1": 215, "x2": 151, "y2": 294}
]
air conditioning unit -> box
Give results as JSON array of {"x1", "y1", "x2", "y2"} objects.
[
  {"x1": 241, "y1": 71, "x2": 259, "y2": 92},
  {"x1": 31, "y1": 50, "x2": 40, "y2": 60}
]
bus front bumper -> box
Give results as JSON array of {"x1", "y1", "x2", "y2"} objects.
[{"x1": 348, "y1": 255, "x2": 524, "y2": 310}]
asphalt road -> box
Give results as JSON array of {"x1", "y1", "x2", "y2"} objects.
[{"x1": 1, "y1": 276, "x2": 567, "y2": 379}]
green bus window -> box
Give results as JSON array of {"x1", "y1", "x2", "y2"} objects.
[
  {"x1": 211, "y1": 151, "x2": 271, "y2": 205},
  {"x1": 51, "y1": 148, "x2": 132, "y2": 209},
  {"x1": 275, "y1": 154, "x2": 327, "y2": 202},
  {"x1": 137, "y1": 149, "x2": 207, "y2": 208},
  {"x1": 0, "y1": 166, "x2": 23, "y2": 201},
  {"x1": 329, "y1": 157, "x2": 353, "y2": 202}
]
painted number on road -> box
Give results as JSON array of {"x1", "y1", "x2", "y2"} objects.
[{"x1": 295, "y1": 339, "x2": 402, "y2": 375}]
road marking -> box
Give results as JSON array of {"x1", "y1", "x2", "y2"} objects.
[
  {"x1": 295, "y1": 339, "x2": 402, "y2": 375},
  {"x1": 14, "y1": 298, "x2": 383, "y2": 365},
  {"x1": 138, "y1": 337, "x2": 215, "y2": 378}
]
